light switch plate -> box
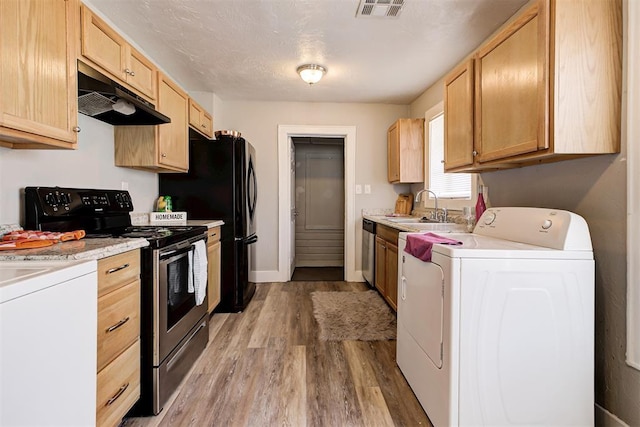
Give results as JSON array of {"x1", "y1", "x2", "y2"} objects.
[
  {"x1": 355, "y1": 184, "x2": 362, "y2": 194},
  {"x1": 364, "y1": 184, "x2": 371, "y2": 194}
]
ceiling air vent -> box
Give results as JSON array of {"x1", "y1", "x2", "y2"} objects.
[{"x1": 356, "y1": 0, "x2": 405, "y2": 18}]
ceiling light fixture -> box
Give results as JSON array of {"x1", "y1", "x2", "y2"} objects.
[{"x1": 297, "y1": 64, "x2": 327, "y2": 85}]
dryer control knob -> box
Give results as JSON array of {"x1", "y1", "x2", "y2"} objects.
[
  {"x1": 483, "y1": 211, "x2": 497, "y2": 225},
  {"x1": 542, "y1": 219, "x2": 553, "y2": 230}
]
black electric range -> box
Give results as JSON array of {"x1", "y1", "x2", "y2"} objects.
[
  {"x1": 24, "y1": 186, "x2": 207, "y2": 248},
  {"x1": 24, "y1": 186, "x2": 211, "y2": 416}
]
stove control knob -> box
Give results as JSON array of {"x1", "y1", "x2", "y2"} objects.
[{"x1": 44, "y1": 193, "x2": 57, "y2": 206}]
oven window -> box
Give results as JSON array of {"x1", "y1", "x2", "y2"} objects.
[{"x1": 165, "y1": 252, "x2": 196, "y2": 330}]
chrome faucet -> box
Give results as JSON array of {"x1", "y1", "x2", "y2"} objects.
[{"x1": 415, "y1": 189, "x2": 439, "y2": 221}]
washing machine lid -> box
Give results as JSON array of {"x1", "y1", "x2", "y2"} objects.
[
  {"x1": 400, "y1": 207, "x2": 593, "y2": 260},
  {"x1": 429, "y1": 233, "x2": 593, "y2": 260}
]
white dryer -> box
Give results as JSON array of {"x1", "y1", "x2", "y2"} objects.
[{"x1": 397, "y1": 207, "x2": 594, "y2": 427}]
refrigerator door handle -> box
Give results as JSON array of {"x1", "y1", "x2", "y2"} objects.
[
  {"x1": 235, "y1": 235, "x2": 258, "y2": 245},
  {"x1": 247, "y1": 158, "x2": 257, "y2": 219}
]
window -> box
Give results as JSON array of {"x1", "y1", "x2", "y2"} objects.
[
  {"x1": 423, "y1": 102, "x2": 475, "y2": 208},
  {"x1": 428, "y1": 112, "x2": 471, "y2": 199}
]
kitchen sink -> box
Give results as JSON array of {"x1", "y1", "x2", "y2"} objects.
[{"x1": 385, "y1": 216, "x2": 435, "y2": 223}]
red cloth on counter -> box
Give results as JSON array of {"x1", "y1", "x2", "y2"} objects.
[{"x1": 404, "y1": 232, "x2": 462, "y2": 262}]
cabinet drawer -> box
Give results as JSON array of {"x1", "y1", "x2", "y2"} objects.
[
  {"x1": 207, "y1": 226, "x2": 221, "y2": 246},
  {"x1": 377, "y1": 224, "x2": 399, "y2": 245},
  {"x1": 97, "y1": 251, "x2": 140, "y2": 297},
  {"x1": 97, "y1": 340, "x2": 140, "y2": 427},
  {"x1": 97, "y1": 280, "x2": 140, "y2": 371}
]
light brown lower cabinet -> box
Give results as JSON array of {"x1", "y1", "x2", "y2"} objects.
[
  {"x1": 96, "y1": 250, "x2": 141, "y2": 427},
  {"x1": 207, "y1": 226, "x2": 221, "y2": 313},
  {"x1": 374, "y1": 224, "x2": 399, "y2": 311}
]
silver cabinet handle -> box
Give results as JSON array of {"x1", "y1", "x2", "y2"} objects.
[
  {"x1": 106, "y1": 263, "x2": 129, "y2": 274},
  {"x1": 72, "y1": 126, "x2": 81, "y2": 133},
  {"x1": 105, "y1": 383, "x2": 129, "y2": 406},
  {"x1": 106, "y1": 316, "x2": 130, "y2": 333},
  {"x1": 472, "y1": 150, "x2": 478, "y2": 156},
  {"x1": 130, "y1": 71, "x2": 135, "y2": 77},
  {"x1": 209, "y1": 232, "x2": 217, "y2": 238},
  {"x1": 124, "y1": 68, "x2": 131, "y2": 75},
  {"x1": 161, "y1": 153, "x2": 167, "y2": 158}
]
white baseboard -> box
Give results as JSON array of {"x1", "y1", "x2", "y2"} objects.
[
  {"x1": 595, "y1": 404, "x2": 629, "y2": 427},
  {"x1": 251, "y1": 270, "x2": 285, "y2": 283},
  {"x1": 348, "y1": 269, "x2": 364, "y2": 283}
]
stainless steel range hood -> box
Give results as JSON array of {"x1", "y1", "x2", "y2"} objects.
[{"x1": 77, "y1": 61, "x2": 170, "y2": 126}]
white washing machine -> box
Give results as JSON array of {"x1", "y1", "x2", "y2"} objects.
[{"x1": 397, "y1": 207, "x2": 594, "y2": 427}]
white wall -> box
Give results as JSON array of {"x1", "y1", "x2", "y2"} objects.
[
  {"x1": 0, "y1": 114, "x2": 158, "y2": 225},
  {"x1": 215, "y1": 100, "x2": 409, "y2": 277}
]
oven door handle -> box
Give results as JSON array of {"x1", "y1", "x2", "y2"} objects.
[{"x1": 160, "y1": 244, "x2": 194, "y2": 261}]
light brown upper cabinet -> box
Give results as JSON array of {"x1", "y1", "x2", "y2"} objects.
[
  {"x1": 444, "y1": 59, "x2": 475, "y2": 170},
  {"x1": 80, "y1": 4, "x2": 157, "y2": 102},
  {"x1": 115, "y1": 73, "x2": 189, "y2": 172},
  {"x1": 0, "y1": 0, "x2": 80, "y2": 149},
  {"x1": 188, "y1": 99, "x2": 214, "y2": 139},
  {"x1": 387, "y1": 118, "x2": 425, "y2": 183},
  {"x1": 445, "y1": 0, "x2": 622, "y2": 172}
]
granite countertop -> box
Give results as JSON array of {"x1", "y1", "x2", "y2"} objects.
[
  {"x1": 363, "y1": 214, "x2": 468, "y2": 233},
  {"x1": 0, "y1": 218, "x2": 223, "y2": 262},
  {"x1": 0, "y1": 238, "x2": 149, "y2": 261},
  {"x1": 186, "y1": 220, "x2": 224, "y2": 228}
]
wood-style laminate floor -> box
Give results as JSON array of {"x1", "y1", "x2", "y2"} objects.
[{"x1": 123, "y1": 281, "x2": 432, "y2": 427}]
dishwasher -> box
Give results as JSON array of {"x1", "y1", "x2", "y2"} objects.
[{"x1": 362, "y1": 218, "x2": 376, "y2": 286}]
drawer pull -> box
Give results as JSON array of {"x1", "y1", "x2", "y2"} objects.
[
  {"x1": 106, "y1": 263, "x2": 130, "y2": 274},
  {"x1": 106, "y1": 383, "x2": 129, "y2": 406},
  {"x1": 106, "y1": 316, "x2": 130, "y2": 333},
  {"x1": 209, "y1": 232, "x2": 217, "y2": 238}
]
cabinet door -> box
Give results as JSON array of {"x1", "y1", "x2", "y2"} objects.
[
  {"x1": 207, "y1": 240, "x2": 221, "y2": 313},
  {"x1": 387, "y1": 122, "x2": 400, "y2": 182},
  {"x1": 80, "y1": 5, "x2": 127, "y2": 81},
  {"x1": 375, "y1": 236, "x2": 387, "y2": 295},
  {"x1": 386, "y1": 241, "x2": 398, "y2": 311},
  {"x1": 0, "y1": 0, "x2": 79, "y2": 148},
  {"x1": 202, "y1": 112, "x2": 214, "y2": 138},
  {"x1": 157, "y1": 74, "x2": 188, "y2": 170},
  {"x1": 126, "y1": 46, "x2": 156, "y2": 101},
  {"x1": 444, "y1": 59, "x2": 475, "y2": 170},
  {"x1": 475, "y1": 0, "x2": 547, "y2": 163},
  {"x1": 188, "y1": 99, "x2": 202, "y2": 129}
]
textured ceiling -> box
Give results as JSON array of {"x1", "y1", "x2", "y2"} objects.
[{"x1": 84, "y1": 0, "x2": 528, "y2": 104}]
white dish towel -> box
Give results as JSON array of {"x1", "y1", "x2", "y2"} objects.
[{"x1": 188, "y1": 240, "x2": 208, "y2": 306}]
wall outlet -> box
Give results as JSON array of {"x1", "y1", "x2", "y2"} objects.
[
  {"x1": 121, "y1": 181, "x2": 129, "y2": 191},
  {"x1": 355, "y1": 184, "x2": 362, "y2": 194},
  {"x1": 364, "y1": 184, "x2": 371, "y2": 194}
]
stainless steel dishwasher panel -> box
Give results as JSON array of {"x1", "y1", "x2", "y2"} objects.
[{"x1": 362, "y1": 218, "x2": 376, "y2": 286}]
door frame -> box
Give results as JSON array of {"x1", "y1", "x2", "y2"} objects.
[{"x1": 278, "y1": 125, "x2": 357, "y2": 282}]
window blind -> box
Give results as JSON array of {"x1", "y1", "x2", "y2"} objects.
[{"x1": 428, "y1": 113, "x2": 471, "y2": 199}]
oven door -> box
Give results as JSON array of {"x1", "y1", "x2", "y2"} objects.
[{"x1": 155, "y1": 235, "x2": 208, "y2": 364}]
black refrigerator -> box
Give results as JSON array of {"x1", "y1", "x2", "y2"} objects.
[{"x1": 159, "y1": 135, "x2": 257, "y2": 312}]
